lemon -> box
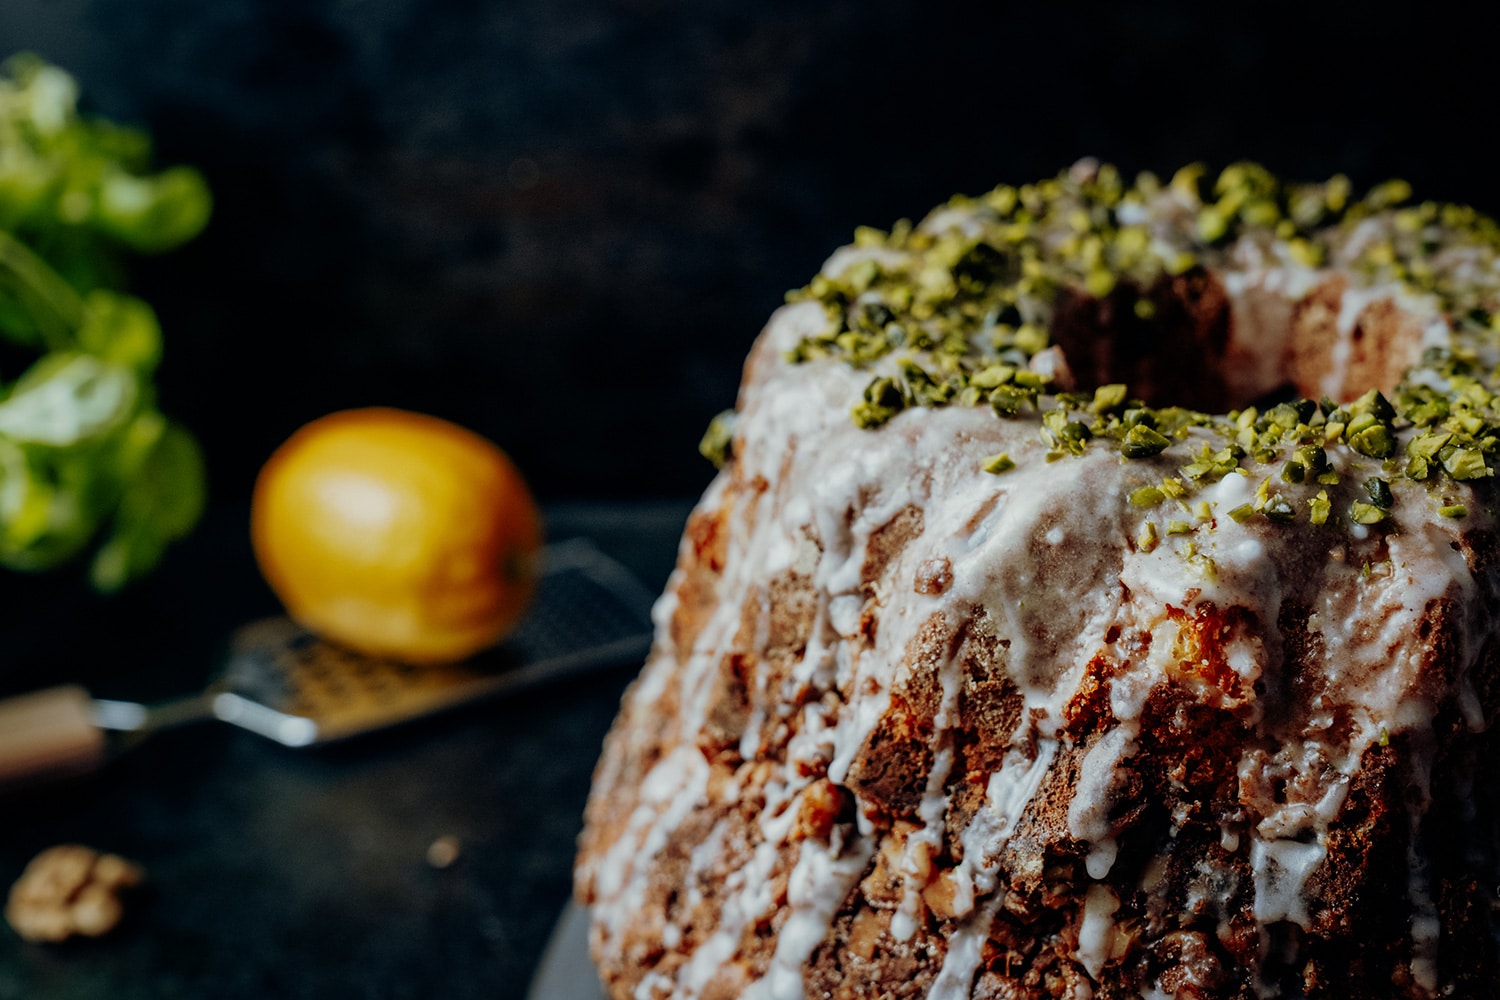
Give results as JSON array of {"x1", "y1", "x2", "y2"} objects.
[{"x1": 251, "y1": 408, "x2": 542, "y2": 664}]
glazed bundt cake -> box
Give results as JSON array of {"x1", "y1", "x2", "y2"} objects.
[{"x1": 576, "y1": 161, "x2": 1500, "y2": 998}]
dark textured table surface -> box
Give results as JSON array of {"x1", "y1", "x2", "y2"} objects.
[{"x1": 0, "y1": 499, "x2": 693, "y2": 1000}]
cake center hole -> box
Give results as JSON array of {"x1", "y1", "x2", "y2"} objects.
[{"x1": 1046, "y1": 273, "x2": 1425, "y2": 411}]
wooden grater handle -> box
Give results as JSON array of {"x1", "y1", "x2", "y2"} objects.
[{"x1": 0, "y1": 685, "x2": 106, "y2": 787}]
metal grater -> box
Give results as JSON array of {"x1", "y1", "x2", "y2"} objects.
[{"x1": 84, "y1": 537, "x2": 658, "y2": 748}]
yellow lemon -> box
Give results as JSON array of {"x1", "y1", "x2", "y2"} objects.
[{"x1": 251, "y1": 408, "x2": 542, "y2": 664}]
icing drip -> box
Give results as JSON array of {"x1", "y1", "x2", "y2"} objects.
[
  {"x1": 1068, "y1": 727, "x2": 1138, "y2": 880},
  {"x1": 926, "y1": 890, "x2": 1007, "y2": 1000},
  {"x1": 742, "y1": 833, "x2": 875, "y2": 1000},
  {"x1": 1250, "y1": 838, "x2": 1326, "y2": 928},
  {"x1": 1077, "y1": 884, "x2": 1121, "y2": 981}
]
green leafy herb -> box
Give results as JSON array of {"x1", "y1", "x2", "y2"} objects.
[{"x1": 0, "y1": 56, "x2": 211, "y2": 589}]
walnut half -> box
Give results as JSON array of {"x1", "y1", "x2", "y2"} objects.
[{"x1": 5, "y1": 845, "x2": 144, "y2": 943}]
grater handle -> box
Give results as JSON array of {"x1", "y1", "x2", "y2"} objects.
[{"x1": 0, "y1": 685, "x2": 106, "y2": 787}]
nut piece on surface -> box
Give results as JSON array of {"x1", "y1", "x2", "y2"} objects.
[
  {"x1": 425, "y1": 835, "x2": 461, "y2": 869},
  {"x1": 5, "y1": 845, "x2": 145, "y2": 943}
]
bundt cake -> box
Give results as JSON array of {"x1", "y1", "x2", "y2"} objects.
[{"x1": 575, "y1": 160, "x2": 1500, "y2": 998}]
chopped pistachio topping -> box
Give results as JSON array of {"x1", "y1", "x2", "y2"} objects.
[
  {"x1": 1439, "y1": 503, "x2": 1468, "y2": 518},
  {"x1": 774, "y1": 160, "x2": 1500, "y2": 532},
  {"x1": 1137, "y1": 520, "x2": 1160, "y2": 552}
]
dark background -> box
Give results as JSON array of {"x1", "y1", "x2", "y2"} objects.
[
  {"x1": 2, "y1": 2, "x2": 1500, "y2": 997},
  {"x1": 2, "y1": 0, "x2": 1498, "y2": 504}
]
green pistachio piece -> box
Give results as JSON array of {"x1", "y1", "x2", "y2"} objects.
[
  {"x1": 1352, "y1": 389, "x2": 1397, "y2": 422},
  {"x1": 1196, "y1": 208, "x2": 1228, "y2": 243},
  {"x1": 1326, "y1": 174, "x2": 1351, "y2": 212},
  {"x1": 853, "y1": 376, "x2": 905, "y2": 428},
  {"x1": 1295, "y1": 445, "x2": 1329, "y2": 475},
  {"x1": 1129, "y1": 485, "x2": 1166, "y2": 507},
  {"x1": 1439, "y1": 503, "x2": 1468, "y2": 518},
  {"x1": 982, "y1": 452, "x2": 1015, "y2": 474},
  {"x1": 1408, "y1": 431, "x2": 1452, "y2": 458},
  {"x1": 1308, "y1": 490, "x2": 1331, "y2": 526},
  {"x1": 1365, "y1": 178, "x2": 1412, "y2": 209},
  {"x1": 1013, "y1": 324, "x2": 1048, "y2": 355},
  {"x1": 1121, "y1": 424, "x2": 1171, "y2": 458},
  {"x1": 1348, "y1": 423, "x2": 1395, "y2": 459},
  {"x1": 970, "y1": 364, "x2": 1017, "y2": 390},
  {"x1": 1043, "y1": 411, "x2": 1092, "y2": 454},
  {"x1": 1091, "y1": 383, "x2": 1129, "y2": 414},
  {"x1": 1351, "y1": 502, "x2": 1391, "y2": 525},
  {"x1": 1287, "y1": 239, "x2": 1323, "y2": 267},
  {"x1": 1443, "y1": 448, "x2": 1491, "y2": 480},
  {"x1": 1262, "y1": 494, "x2": 1296, "y2": 522},
  {"x1": 698, "y1": 409, "x2": 738, "y2": 468},
  {"x1": 1085, "y1": 269, "x2": 1117, "y2": 298},
  {"x1": 989, "y1": 385, "x2": 1030, "y2": 417}
]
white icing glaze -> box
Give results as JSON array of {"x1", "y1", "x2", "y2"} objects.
[
  {"x1": 947, "y1": 740, "x2": 1058, "y2": 918},
  {"x1": 926, "y1": 890, "x2": 1006, "y2": 1000},
  {"x1": 1250, "y1": 837, "x2": 1326, "y2": 928},
  {"x1": 742, "y1": 833, "x2": 875, "y2": 1000},
  {"x1": 1068, "y1": 726, "x2": 1138, "y2": 880},
  {"x1": 1077, "y1": 884, "x2": 1121, "y2": 981}
]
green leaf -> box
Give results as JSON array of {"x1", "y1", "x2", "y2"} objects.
[
  {"x1": 90, "y1": 421, "x2": 205, "y2": 591},
  {"x1": 95, "y1": 166, "x2": 212, "y2": 254},
  {"x1": 0, "y1": 353, "x2": 137, "y2": 446},
  {"x1": 0, "y1": 56, "x2": 207, "y2": 590},
  {"x1": 75, "y1": 290, "x2": 162, "y2": 372}
]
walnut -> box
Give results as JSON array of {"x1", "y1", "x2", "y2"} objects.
[{"x1": 5, "y1": 845, "x2": 144, "y2": 943}]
